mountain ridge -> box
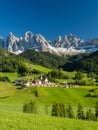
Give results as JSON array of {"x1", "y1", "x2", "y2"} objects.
[{"x1": 0, "y1": 31, "x2": 98, "y2": 55}]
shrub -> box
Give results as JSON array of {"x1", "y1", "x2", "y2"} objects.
[
  {"x1": 0, "y1": 76, "x2": 10, "y2": 82},
  {"x1": 34, "y1": 90, "x2": 39, "y2": 97},
  {"x1": 18, "y1": 63, "x2": 28, "y2": 76}
]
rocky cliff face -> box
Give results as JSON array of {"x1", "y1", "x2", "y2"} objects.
[
  {"x1": 0, "y1": 31, "x2": 98, "y2": 55},
  {"x1": 53, "y1": 34, "x2": 84, "y2": 48}
]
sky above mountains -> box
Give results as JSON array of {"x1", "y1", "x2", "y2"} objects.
[{"x1": 0, "y1": 0, "x2": 98, "y2": 41}]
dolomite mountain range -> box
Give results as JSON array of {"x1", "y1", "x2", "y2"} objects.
[{"x1": 0, "y1": 31, "x2": 98, "y2": 55}]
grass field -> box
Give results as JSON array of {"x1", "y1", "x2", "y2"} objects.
[
  {"x1": 0, "y1": 81, "x2": 98, "y2": 129},
  {"x1": 0, "y1": 72, "x2": 19, "y2": 82},
  {"x1": 0, "y1": 82, "x2": 98, "y2": 112},
  {"x1": 0, "y1": 82, "x2": 98, "y2": 106},
  {"x1": 25, "y1": 62, "x2": 51, "y2": 73},
  {"x1": 0, "y1": 110, "x2": 98, "y2": 130}
]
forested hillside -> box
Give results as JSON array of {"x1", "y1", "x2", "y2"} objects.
[
  {"x1": 20, "y1": 50, "x2": 66, "y2": 69},
  {"x1": 62, "y1": 51, "x2": 98, "y2": 74},
  {"x1": 0, "y1": 47, "x2": 28, "y2": 73}
]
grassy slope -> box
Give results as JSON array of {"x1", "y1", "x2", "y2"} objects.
[
  {"x1": 0, "y1": 82, "x2": 98, "y2": 129},
  {"x1": 25, "y1": 62, "x2": 51, "y2": 74},
  {"x1": 0, "y1": 72, "x2": 19, "y2": 82},
  {"x1": 0, "y1": 82, "x2": 98, "y2": 113},
  {"x1": 0, "y1": 61, "x2": 51, "y2": 83},
  {"x1": 37, "y1": 87, "x2": 98, "y2": 107},
  {"x1": 0, "y1": 110, "x2": 98, "y2": 130}
]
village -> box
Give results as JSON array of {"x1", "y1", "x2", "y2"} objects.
[{"x1": 15, "y1": 75, "x2": 78, "y2": 88}]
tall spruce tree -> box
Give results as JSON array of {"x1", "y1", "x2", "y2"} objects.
[
  {"x1": 66, "y1": 105, "x2": 74, "y2": 118},
  {"x1": 86, "y1": 109, "x2": 95, "y2": 121},
  {"x1": 51, "y1": 103, "x2": 66, "y2": 117},
  {"x1": 59, "y1": 103, "x2": 66, "y2": 117},
  {"x1": 95, "y1": 101, "x2": 98, "y2": 120},
  {"x1": 77, "y1": 104, "x2": 85, "y2": 120},
  {"x1": 23, "y1": 100, "x2": 37, "y2": 114},
  {"x1": 51, "y1": 103, "x2": 58, "y2": 116}
]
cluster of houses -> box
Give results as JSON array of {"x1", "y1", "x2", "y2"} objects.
[
  {"x1": 61, "y1": 82, "x2": 78, "y2": 88},
  {"x1": 15, "y1": 75, "x2": 78, "y2": 88},
  {"x1": 15, "y1": 75, "x2": 56, "y2": 87}
]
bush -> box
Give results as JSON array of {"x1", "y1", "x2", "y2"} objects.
[
  {"x1": 32, "y1": 69, "x2": 41, "y2": 74},
  {"x1": 34, "y1": 90, "x2": 39, "y2": 97},
  {"x1": 0, "y1": 76, "x2": 10, "y2": 82},
  {"x1": 75, "y1": 71, "x2": 84, "y2": 80},
  {"x1": 18, "y1": 63, "x2": 28, "y2": 76}
]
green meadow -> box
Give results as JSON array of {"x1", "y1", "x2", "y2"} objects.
[
  {"x1": 0, "y1": 76, "x2": 98, "y2": 129},
  {"x1": 0, "y1": 110, "x2": 98, "y2": 130}
]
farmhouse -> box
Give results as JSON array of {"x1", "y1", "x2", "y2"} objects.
[{"x1": 15, "y1": 79, "x2": 24, "y2": 86}]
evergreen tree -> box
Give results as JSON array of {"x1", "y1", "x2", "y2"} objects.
[
  {"x1": 51, "y1": 103, "x2": 58, "y2": 116},
  {"x1": 18, "y1": 62, "x2": 28, "y2": 76},
  {"x1": 75, "y1": 71, "x2": 84, "y2": 80},
  {"x1": 58, "y1": 68, "x2": 63, "y2": 79},
  {"x1": 47, "y1": 72, "x2": 51, "y2": 80},
  {"x1": 23, "y1": 103, "x2": 27, "y2": 113},
  {"x1": 59, "y1": 103, "x2": 66, "y2": 117},
  {"x1": 51, "y1": 103, "x2": 66, "y2": 117},
  {"x1": 66, "y1": 105, "x2": 74, "y2": 118},
  {"x1": 34, "y1": 90, "x2": 39, "y2": 97},
  {"x1": 95, "y1": 101, "x2": 98, "y2": 120},
  {"x1": 22, "y1": 100, "x2": 37, "y2": 114},
  {"x1": 86, "y1": 109, "x2": 95, "y2": 121},
  {"x1": 77, "y1": 104, "x2": 85, "y2": 120}
]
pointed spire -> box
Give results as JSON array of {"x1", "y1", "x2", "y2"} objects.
[
  {"x1": 24, "y1": 31, "x2": 33, "y2": 38},
  {"x1": 9, "y1": 32, "x2": 15, "y2": 36}
]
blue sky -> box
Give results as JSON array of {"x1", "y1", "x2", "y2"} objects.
[{"x1": 0, "y1": 0, "x2": 98, "y2": 41}]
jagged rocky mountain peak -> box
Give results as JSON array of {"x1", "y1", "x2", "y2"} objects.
[
  {"x1": 58, "y1": 36, "x2": 62, "y2": 42},
  {"x1": 9, "y1": 32, "x2": 14, "y2": 36},
  {"x1": 0, "y1": 36, "x2": 3, "y2": 40},
  {"x1": 7, "y1": 32, "x2": 19, "y2": 42},
  {"x1": 0, "y1": 31, "x2": 98, "y2": 55},
  {"x1": 24, "y1": 31, "x2": 33, "y2": 38}
]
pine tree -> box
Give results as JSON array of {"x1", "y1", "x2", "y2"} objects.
[
  {"x1": 34, "y1": 90, "x2": 38, "y2": 97},
  {"x1": 77, "y1": 104, "x2": 85, "y2": 120},
  {"x1": 59, "y1": 103, "x2": 66, "y2": 117},
  {"x1": 51, "y1": 103, "x2": 66, "y2": 117},
  {"x1": 22, "y1": 100, "x2": 37, "y2": 114},
  {"x1": 23, "y1": 103, "x2": 27, "y2": 113},
  {"x1": 51, "y1": 103, "x2": 58, "y2": 116},
  {"x1": 66, "y1": 105, "x2": 74, "y2": 118},
  {"x1": 29, "y1": 100, "x2": 33, "y2": 113},
  {"x1": 86, "y1": 109, "x2": 95, "y2": 121},
  {"x1": 95, "y1": 101, "x2": 98, "y2": 120}
]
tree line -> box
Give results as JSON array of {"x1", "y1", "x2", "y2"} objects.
[
  {"x1": 51, "y1": 103, "x2": 97, "y2": 121},
  {"x1": 23, "y1": 100, "x2": 98, "y2": 121}
]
